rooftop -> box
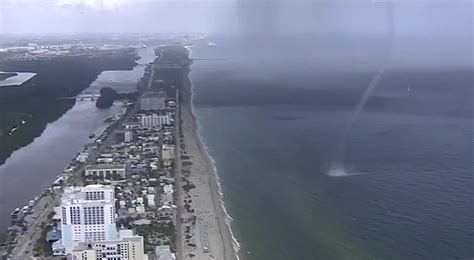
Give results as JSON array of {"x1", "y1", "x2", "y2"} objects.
[
  {"x1": 61, "y1": 185, "x2": 115, "y2": 205},
  {"x1": 155, "y1": 245, "x2": 176, "y2": 260}
]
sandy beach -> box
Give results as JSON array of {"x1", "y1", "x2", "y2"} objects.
[{"x1": 175, "y1": 70, "x2": 236, "y2": 260}]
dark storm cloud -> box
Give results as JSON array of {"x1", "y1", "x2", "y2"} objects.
[{"x1": 235, "y1": 0, "x2": 472, "y2": 37}]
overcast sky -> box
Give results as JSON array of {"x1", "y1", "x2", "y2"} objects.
[{"x1": 0, "y1": 0, "x2": 472, "y2": 37}]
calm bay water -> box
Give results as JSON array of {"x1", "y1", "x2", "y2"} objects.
[
  {"x1": 0, "y1": 101, "x2": 121, "y2": 229},
  {"x1": 190, "y1": 35, "x2": 473, "y2": 259},
  {"x1": 86, "y1": 47, "x2": 156, "y2": 94},
  {"x1": 0, "y1": 47, "x2": 156, "y2": 229}
]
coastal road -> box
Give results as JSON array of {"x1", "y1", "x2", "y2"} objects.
[
  {"x1": 10, "y1": 195, "x2": 57, "y2": 259},
  {"x1": 174, "y1": 89, "x2": 184, "y2": 260}
]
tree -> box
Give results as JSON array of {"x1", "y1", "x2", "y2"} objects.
[{"x1": 96, "y1": 87, "x2": 117, "y2": 108}]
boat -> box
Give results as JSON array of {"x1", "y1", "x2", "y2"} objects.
[{"x1": 89, "y1": 134, "x2": 95, "y2": 138}]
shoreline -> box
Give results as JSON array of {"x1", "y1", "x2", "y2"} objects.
[
  {"x1": 177, "y1": 65, "x2": 238, "y2": 259},
  {"x1": 190, "y1": 77, "x2": 242, "y2": 257}
]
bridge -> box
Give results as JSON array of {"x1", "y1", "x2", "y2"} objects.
[{"x1": 58, "y1": 93, "x2": 101, "y2": 101}]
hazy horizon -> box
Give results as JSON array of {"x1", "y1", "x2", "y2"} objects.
[{"x1": 0, "y1": 0, "x2": 472, "y2": 38}]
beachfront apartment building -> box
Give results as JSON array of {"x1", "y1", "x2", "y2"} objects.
[
  {"x1": 53, "y1": 185, "x2": 118, "y2": 255},
  {"x1": 141, "y1": 114, "x2": 172, "y2": 129},
  {"x1": 85, "y1": 164, "x2": 127, "y2": 180},
  {"x1": 71, "y1": 229, "x2": 147, "y2": 260}
]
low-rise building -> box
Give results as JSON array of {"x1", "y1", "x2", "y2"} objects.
[
  {"x1": 46, "y1": 227, "x2": 62, "y2": 244},
  {"x1": 76, "y1": 152, "x2": 90, "y2": 163},
  {"x1": 85, "y1": 164, "x2": 127, "y2": 180},
  {"x1": 163, "y1": 184, "x2": 174, "y2": 195},
  {"x1": 161, "y1": 144, "x2": 174, "y2": 162},
  {"x1": 71, "y1": 229, "x2": 147, "y2": 260},
  {"x1": 157, "y1": 205, "x2": 175, "y2": 220},
  {"x1": 147, "y1": 194, "x2": 156, "y2": 208},
  {"x1": 155, "y1": 245, "x2": 176, "y2": 260},
  {"x1": 124, "y1": 121, "x2": 141, "y2": 130}
]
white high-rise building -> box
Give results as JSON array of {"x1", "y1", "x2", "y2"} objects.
[{"x1": 54, "y1": 185, "x2": 118, "y2": 255}]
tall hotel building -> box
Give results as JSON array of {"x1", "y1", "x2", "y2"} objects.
[{"x1": 55, "y1": 185, "x2": 118, "y2": 254}]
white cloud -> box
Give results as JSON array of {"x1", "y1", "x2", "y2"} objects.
[
  {"x1": 1, "y1": 0, "x2": 129, "y2": 10},
  {"x1": 0, "y1": 0, "x2": 233, "y2": 34},
  {"x1": 56, "y1": 0, "x2": 127, "y2": 10}
]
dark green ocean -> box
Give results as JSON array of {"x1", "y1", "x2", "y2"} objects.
[{"x1": 189, "y1": 35, "x2": 473, "y2": 260}]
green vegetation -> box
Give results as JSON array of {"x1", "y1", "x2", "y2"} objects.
[
  {"x1": 33, "y1": 226, "x2": 53, "y2": 257},
  {"x1": 135, "y1": 221, "x2": 176, "y2": 253},
  {"x1": 182, "y1": 181, "x2": 195, "y2": 192},
  {"x1": 47, "y1": 211, "x2": 56, "y2": 219},
  {"x1": 0, "y1": 99, "x2": 74, "y2": 165},
  {"x1": 96, "y1": 87, "x2": 118, "y2": 108}
]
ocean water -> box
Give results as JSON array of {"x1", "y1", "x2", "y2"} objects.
[{"x1": 189, "y1": 35, "x2": 473, "y2": 260}]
